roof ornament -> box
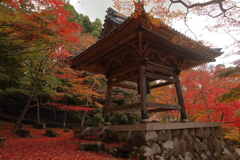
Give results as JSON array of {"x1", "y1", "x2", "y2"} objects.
[
  {"x1": 106, "y1": 7, "x2": 119, "y2": 17},
  {"x1": 134, "y1": 0, "x2": 145, "y2": 15}
]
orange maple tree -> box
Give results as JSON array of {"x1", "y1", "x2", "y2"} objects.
[
  {"x1": 150, "y1": 65, "x2": 240, "y2": 139},
  {"x1": 1, "y1": 0, "x2": 82, "y2": 132}
]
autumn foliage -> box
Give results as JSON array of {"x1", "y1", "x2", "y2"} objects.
[
  {"x1": 0, "y1": 0, "x2": 239, "y2": 149},
  {"x1": 150, "y1": 65, "x2": 240, "y2": 140},
  {"x1": 0, "y1": 122, "x2": 127, "y2": 160}
]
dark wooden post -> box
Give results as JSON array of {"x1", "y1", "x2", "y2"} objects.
[
  {"x1": 174, "y1": 70, "x2": 188, "y2": 122},
  {"x1": 138, "y1": 63, "x2": 149, "y2": 123},
  {"x1": 104, "y1": 77, "x2": 113, "y2": 126}
]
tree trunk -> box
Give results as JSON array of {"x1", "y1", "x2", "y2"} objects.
[
  {"x1": 12, "y1": 84, "x2": 36, "y2": 132},
  {"x1": 53, "y1": 105, "x2": 57, "y2": 122},
  {"x1": 35, "y1": 89, "x2": 40, "y2": 123},
  {"x1": 62, "y1": 111, "x2": 67, "y2": 128},
  {"x1": 81, "y1": 111, "x2": 87, "y2": 127}
]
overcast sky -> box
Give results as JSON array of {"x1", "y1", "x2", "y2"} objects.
[
  {"x1": 69, "y1": 0, "x2": 237, "y2": 66},
  {"x1": 70, "y1": 0, "x2": 114, "y2": 22}
]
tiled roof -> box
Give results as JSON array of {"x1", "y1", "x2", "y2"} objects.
[{"x1": 70, "y1": 6, "x2": 223, "y2": 72}]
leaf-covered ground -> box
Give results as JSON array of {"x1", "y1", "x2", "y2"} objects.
[{"x1": 0, "y1": 122, "x2": 129, "y2": 160}]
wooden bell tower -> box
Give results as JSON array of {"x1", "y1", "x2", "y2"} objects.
[{"x1": 70, "y1": 2, "x2": 222, "y2": 125}]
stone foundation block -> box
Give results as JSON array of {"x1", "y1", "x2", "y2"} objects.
[
  {"x1": 203, "y1": 127, "x2": 210, "y2": 139},
  {"x1": 150, "y1": 143, "x2": 161, "y2": 155},
  {"x1": 157, "y1": 130, "x2": 165, "y2": 145},
  {"x1": 172, "y1": 138, "x2": 180, "y2": 157},
  {"x1": 154, "y1": 155, "x2": 165, "y2": 160},
  {"x1": 171, "y1": 130, "x2": 180, "y2": 140},
  {"x1": 138, "y1": 145, "x2": 154, "y2": 160},
  {"x1": 180, "y1": 129, "x2": 188, "y2": 140},
  {"x1": 164, "y1": 130, "x2": 171, "y2": 141},
  {"x1": 194, "y1": 138, "x2": 203, "y2": 155},
  {"x1": 161, "y1": 140, "x2": 174, "y2": 159},
  {"x1": 185, "y1": 135, "x2": 194, "y2": 153},
  {"x1": 194, "y1": 128, "x2": 204, "y2": 140},
  {"x1": 213, "y1": 138, "x2": 222, "y2": 154},
  {"x1": 132, "y1": 131, "x2": 158, "y2": 147},
  {"x1": 179, "y1": 139, "x2": 186, "y2": 157},
  {"x1": 214, "y1": 127, "x2": 222, "y2": 139},
  {"x1": 184, "y1": 151, "x2": 196, "y2": 160}
]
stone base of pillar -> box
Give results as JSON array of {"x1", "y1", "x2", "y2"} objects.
[
  {"x1": 104, "y1": 122, "x2": 111, "y2": 126},
  {"x1": 141, "y1": 119, "x2": 150, "y2": 123},
  {"x1": 181, "y1": 119, "x2": 189, "y2": 122}
]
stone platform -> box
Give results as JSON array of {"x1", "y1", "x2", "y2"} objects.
[
  {"x1": 75, "y1": 122, "x2": 239, "y2": 160},
  {"x1": 110, "y1": 122, "x2": 222, "y2": 132},
  {"x1": 108, "y1": 122, "x2": 239, "y2": 160}
]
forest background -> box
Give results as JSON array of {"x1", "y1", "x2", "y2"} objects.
[{"x1": 0, "y1": 0, "x2": 239, "y2": 143}]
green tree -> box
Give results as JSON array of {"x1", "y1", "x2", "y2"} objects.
[
  {"x1": 0, "y1": 0, "x2": 81, "y2": 132},
  {"x1": 81, "y1": 15, "x2": 92, "y2": 33},
  {"x1": 91, "y1": 18, "x2": 102, "y2": 37},
  {"x1": 63, "y1": 3, "x2": 102, "y2": 37},
  {"x1": 63, "y1": 3, "x2": 82, "y2": 24},
  {"x1": 87, "y1": 109, "x2": 104, "y2": 126},
  {"x1": 110, "y1": 113, "x2": 128, "y2": 125}
]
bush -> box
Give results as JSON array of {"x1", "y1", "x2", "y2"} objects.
[
  {"x1": 110, "y1": 113, "x2": 128, "y2": 125},
  {"x1": 87, "y1": 109, "x2": 104, "y2": 126}
]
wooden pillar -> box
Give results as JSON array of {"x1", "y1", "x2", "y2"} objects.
[
  {"x1": 104, "y1": 77, "x2": 113, "y2": 126},
  {"x1": 174, "y1": 71, "x2": 188, "y2": 122},
  {"x1": 138, "y1": 63, "x2": 149, "y2": 123}
]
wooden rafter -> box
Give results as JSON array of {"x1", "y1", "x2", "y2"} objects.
[
  {"x1": 110, "y1": 110, "x2": 141, "y2": 113},
  {"x1": 148, "y1": 108, "x2": 178, "y2": 113},
  {"x1": 147, "y1": 102, "x2": 181, "y2": 110},
  {"x1": 113, "y1": 83, "x2": 136, "y2": 90},
  {"x1": 108, "y1": 63, "x2": 138, "y2": 79},
  {"x1": 113, "y1": 73, "x2": 139, "y2": 84},
  {"x1": 146, "y1": 61, "x2": 174, "y2": 76},
  {"x1": 150, "y1": 81, "x2": 174, "y2": 89}
]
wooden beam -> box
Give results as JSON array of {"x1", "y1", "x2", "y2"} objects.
[
  {"x1": 147, "y1": 61, "x2": 175, "y2": 71},
  {"x1": 111, "y1": 110, "x2": 141, "y2": 114},
  {"x1": 108, "y1": 103, "x2": 141, "y2": 112},
  {"x1": 148, "y1": 108, "x2": 178, "y2": 113},
  {"x1": 108, "y1": 63, "x2": 138, "y2": 79},
  {"x1": 147, "y1": 102, "x2": 181, "y2": 110},
  {"x1": 113, "y1": 83, "x2": 136, "y2": 90},
  {"x1": 86, "y1": 40, "x2": 138, "y2": 67},
  {"x1": 104, "y1": 78, "x2": 113, "y2": 123},
  {"x1": 145, "y1": 72, "x2": 176, "y2": 82},
  {"x1": 146, "y1": 62, "x2": 174, "y2": 75},
  {"x1": 113, "y1": 73, "x2": 138, "y2": 84},
  {"x1": 174, "y1": 72, "x2": 188, "y2": 121},
  {"x1": 139, "y1": 64, "x2": 148, "y2": 120},
  {"x1": 150, "y1": 82, "x2": 174, "y2": 89}
]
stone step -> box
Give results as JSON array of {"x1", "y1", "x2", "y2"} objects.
[
  {"x1": 87, "y1": 131, "x2": 100, "y2": 137},
  {"x1": 91, "y1": 126, "x2": 104, "y2": 132}
]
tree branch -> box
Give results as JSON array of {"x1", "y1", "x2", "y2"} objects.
[
  {"x1": 170, "y1": 0, "x2": 238, "y2": 18},
  {"x1": 170, "y1": 0, "x2": 224, "y2": 9}
]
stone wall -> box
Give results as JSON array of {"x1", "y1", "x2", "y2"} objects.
[{"x1": 109, "y1": 122, "x2": 238, "y2": 160}]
